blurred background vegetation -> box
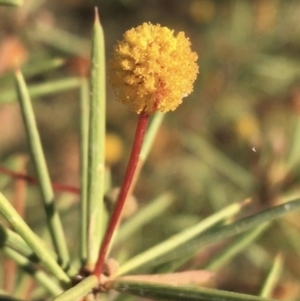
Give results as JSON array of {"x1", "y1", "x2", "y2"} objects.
[{"x1": 1, "y1": 0, "x2": 300, "y2": 300}]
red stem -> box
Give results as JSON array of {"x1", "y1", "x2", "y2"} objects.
[
  {"x1": 93, "y1": 112, "x2": 150, "y2": 278},
  {"x1": 0, "y1": 166, "x2": 80, "y2": 195}
]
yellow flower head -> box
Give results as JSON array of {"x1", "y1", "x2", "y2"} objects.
[{"x1": 109, "y1": 23, "x2": 199, "y2": 114}]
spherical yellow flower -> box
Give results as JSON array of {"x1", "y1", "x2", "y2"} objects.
[{"x1": 109, "y1": 23, "x2": 199, "y2": 114}]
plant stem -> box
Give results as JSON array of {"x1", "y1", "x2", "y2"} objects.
[
  {"x1": 259, "y1": 253, "x2": 283, "y2": 298},
  {"x1": 15, "y1": 70, "x2": 70, "y2": 269},
  {"x1": 128, "y1": 112, "x2": 165, "y2": 195},
  {"x1": 0, "y1": 192, "x2": 70, "y2": 284},
  {"x1": 117, "y1": 200, "x2": 246, "y2": 276},
  {"x1": 53, "y1": 275, "x2": 98, "y2": 301},
  {"x1": 93, "y1": 112, "x2": 150, "y2": 278},
  {"x1": 0, "y1": 77, "x2": 80, "y2": 104},
  {"x1": 0, "y1": 166, "x2": 80, "y2": 194},
  {"x1": 0, "y1": 0, "x2": 22, "y2": 6},
  {"x1": 85, "y1": 8, "x2": 106, "y2": 271},
  {"x1": 3, "y1": 247, "x2": 64, "y2": 296},
  {"x1": 79, "y1": 77, "x2": 89, "y2": 264}
]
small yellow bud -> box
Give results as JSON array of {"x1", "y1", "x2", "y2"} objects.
[{"x1": 109, "y1": 23, "x2": 199, "y2": 114}]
